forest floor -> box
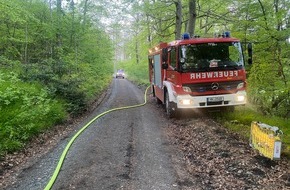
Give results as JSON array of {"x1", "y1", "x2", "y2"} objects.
[{"x1": 165, "y1": 115, "x2": 290, "y2": 189}]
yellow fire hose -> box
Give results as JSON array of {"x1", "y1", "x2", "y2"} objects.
[{"x1": 44, "y1": 86, "x2": 150, "y2": 190}]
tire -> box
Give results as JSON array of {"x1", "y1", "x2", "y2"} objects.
[
  {"x1": 156, "y1": 97, "x2": 162, "y2": 104},
  {"x1": 152, "y1": 86, "x2": 162, "y2": 104},
  {"x1": 165, "y1": 92, "x2": 177, "y2": 118}
]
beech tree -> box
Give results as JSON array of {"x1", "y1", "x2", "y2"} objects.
[{"x1": 186, "y1": 0, "x2": 196, "y2": 37}]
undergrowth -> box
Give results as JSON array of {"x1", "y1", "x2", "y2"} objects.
[
  {"x1": 213, "y1": 106, "x2": 290, "y2": 159},
  {"x1": 0, "y1": 71, "x2": 66, "y2": 157}
]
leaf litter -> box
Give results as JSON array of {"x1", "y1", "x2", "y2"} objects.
[{"x1": 167, "y1": 117, "x2": 290, "y2": 190}]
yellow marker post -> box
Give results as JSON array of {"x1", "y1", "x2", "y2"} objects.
[{"x1": 250, "y1": 121, "x2": 282, "y2": 160}]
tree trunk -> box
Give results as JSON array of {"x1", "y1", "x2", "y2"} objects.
[
  {"x1": 274, "y1": 0, "x2": 282, "y2": 31},
  {"x1": 187, "y1": 0, "x2": 196, "y2": 37},
  {"x1": 83, "y1": 0, "x2": 89, "y2": 29},
  {"x1": 135, "y1": 39, "x2": 139, "y2": 64},
  {"x1": 24, "y1": 24, "x2": 28, "y2": 64},
  {"x1": 49, "y1": 0, "x2": 53, "y2": 58},
  {"x1": 56, "y1": 0, "x2": 62, "y2": 47},
  {"x1": 135, "y1": 13, "x2": 140, "y2": 64},
  {"x1": 174, "y1": 0, "x2": 182, "y2": 40},
  {"x1": 146, "y1": 14, "x2": 152, "y2": 47},
  {"x1": 69, "y1": 0, "x2": 75, "y2": 47},
  {"x1": 273, "y1": 0, "x2": 287, "y2": 86}
]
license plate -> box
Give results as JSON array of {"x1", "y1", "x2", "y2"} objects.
[{"x1": 207, "y1": 96, "x2": 224, "y2": 102}]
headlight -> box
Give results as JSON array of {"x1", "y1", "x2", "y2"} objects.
[
  {"x1": 179, "y1": 99, "x2": 192, "y2": 105},
  {"x1": 237, "y1": 95, "x2": 245, "y2": 102},
  {"x1": 183, "y1": 86, "x2": 192, "y2": 93}
]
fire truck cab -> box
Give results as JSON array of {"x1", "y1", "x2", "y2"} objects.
[{"x1": 148, "y1": 32, "x2": 247, "y2": 117}]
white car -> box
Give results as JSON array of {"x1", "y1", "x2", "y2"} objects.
[{"x1": 116, "y1": 69, "x2": 125, "y2": 79}]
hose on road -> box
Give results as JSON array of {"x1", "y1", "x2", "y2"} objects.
[{"x1": 44, "y1": 86, "x2": 150, "y2": 190}]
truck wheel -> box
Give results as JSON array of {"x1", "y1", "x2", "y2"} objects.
[
  {"x1": 152, "y1": 87, "x2": 162, "y2": 104},
  {"x1": 156, "y1": 97, "x2": 162, "y2": 104},
  {"x1": 165, "y1": 92, "x2": 177, "y2": 118}
]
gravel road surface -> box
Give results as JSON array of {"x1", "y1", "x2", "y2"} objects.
[{"x1": 1, "y1": 79, "x2": 289, "y2": 190}]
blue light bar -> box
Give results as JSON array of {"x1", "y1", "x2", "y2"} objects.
[
  {"x1": 182, "y1": 33, "x2": 190, "y2": 40},
  {"x1": 224, "y1": 31, "x2": 230, "y2": 38}
]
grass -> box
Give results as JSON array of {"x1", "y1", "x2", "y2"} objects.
[{"x1": 213, "y1": 106, "x2": 290, "y2": 159}]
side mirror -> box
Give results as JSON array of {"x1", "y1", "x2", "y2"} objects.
[
  {"x1": 162, "y1": 48, "x2": 168, "y2": 62},
  {"x1": 247, "y1": 43, "x2": 253, "y2": 65},
  {"x1": 162, "y1": 63, "x2": 168, "y2": 69},
  {"x1": 179, "y1": 58, "x2": 185, "y2": 64}
]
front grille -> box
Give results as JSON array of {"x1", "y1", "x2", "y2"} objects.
[
  {"x1": 207, "y1": 101, "x2": 223, "y2": 106},
  {"x1": 184, "y1": 80, "x2": 243, "y2": 94}
]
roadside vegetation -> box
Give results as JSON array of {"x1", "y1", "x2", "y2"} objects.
[
  {"x1": 0, "y1": 70, "x2": 66, "y2": 154},
  {"x1": 215, "y1": 107, "x2": 290, "y2": 158},
  {"x1": 0, "y1": 0, "x2": 113, "y2": 157},
  {"x1": 118, "y1": 59, "x2": 149, "y2": 86}
]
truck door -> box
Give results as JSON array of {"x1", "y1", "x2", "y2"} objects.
[
  {"x1": 167, "y1": 47, "x2": 177, "y2": 84},
  {"x1": 153, "y1": 54, "x2": 162, "y2": 88},
  {"x1": 149, "y1": 57, "x2": 154, "y2": 84}
]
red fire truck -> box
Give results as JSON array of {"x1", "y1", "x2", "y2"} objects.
[{"x1": 148, "y1": 32, "x2": 249, "y2": 117}]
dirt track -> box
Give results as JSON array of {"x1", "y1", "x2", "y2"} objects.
[{"x1": 1, "y1": 79, "x2": 289, "y2": 190}]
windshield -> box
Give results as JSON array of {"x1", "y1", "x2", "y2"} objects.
[
  {"x1": 179, "y1": 42, "x2": 244, "y2": 72},
  {"x1": 117, "y1": 69, "x2": 124, "y2": 74}
]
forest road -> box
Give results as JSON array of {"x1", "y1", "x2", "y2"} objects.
[
  {"x1": 3, "y1": 79, "x2": 290, "y2": 190},
  {"x1": 5, "y1": 79, "x2": 185, "y2": 190}
]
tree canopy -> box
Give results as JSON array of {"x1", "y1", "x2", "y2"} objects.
[
  {"x1": 0, "y1": 0, "x2": 114, "y2": 113},
  {"x1": 0, "y1": 0, "x2": 114, "y2": 155}
]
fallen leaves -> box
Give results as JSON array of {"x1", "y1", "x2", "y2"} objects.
[{"x1": 167, "y1": 118, "x2": 290, "y2": 190}]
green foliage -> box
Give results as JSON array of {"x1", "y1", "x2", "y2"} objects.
[
  {"x1": 117, "y1": 31, "x2": 150, "y2": 85},
  {"x1": 0, "y1": 72, "x2": 66, "y2": 156},
  {"x1": 118, "y1": 59, "x2": 149, "y2": 86},
  {"x1": 4, "y1": 0, "x2": 115, "y2": 115},
  {"x1": 248, "y1": 63, "x2": 290, "y2": 117},
  {"x1": 0, "y1": 0, "x2": 114, "y2": 156},
  {"x1": 230, "y1": 0, "x2": 290, "y2": 117}
]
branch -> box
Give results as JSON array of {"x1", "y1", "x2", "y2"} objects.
[{"x1": 257, "y1": 0, "x2": 269, "y2": 30}]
